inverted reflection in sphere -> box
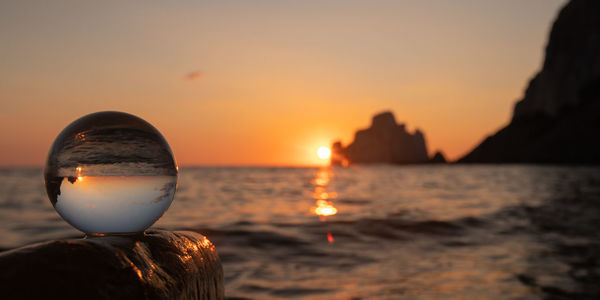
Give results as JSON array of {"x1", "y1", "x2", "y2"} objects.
[{"x1": 44, "y1": 111, "x2": 178, "y2": 235}]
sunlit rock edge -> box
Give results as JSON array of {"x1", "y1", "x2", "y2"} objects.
[{"x1": 0, "y1": 230, "x2": 224, "y2": 300}]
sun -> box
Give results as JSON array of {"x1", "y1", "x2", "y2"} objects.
[{"x1": 317, "y1": 146, "x2": 331, "y2": 160}]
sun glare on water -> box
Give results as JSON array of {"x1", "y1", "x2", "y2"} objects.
[
  {"x1": 76, "y1": 166, "x2": 84, "y2": 182},
  {"x1": 317, "y1": 146, "x2": 331, "y2": 160}
]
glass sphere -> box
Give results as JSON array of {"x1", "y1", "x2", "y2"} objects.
[{"x1": 44, "y1": 111, "x2": 178, "y2": 235}]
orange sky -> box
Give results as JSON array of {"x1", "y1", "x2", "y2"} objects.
[{"x1": 0, "y1": 1, "x2": 567, "y2": 166}]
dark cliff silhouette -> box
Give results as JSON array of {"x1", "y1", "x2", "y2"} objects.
[
  {"x1": 460, "y1": 0, "x2": 600, "y2": 163},
  {"x1": 429, "y1": 151, "x2": 447, "y2": 164},
  {"x1": 331, "y1": 111, "x2": 445, "y2": 165}
]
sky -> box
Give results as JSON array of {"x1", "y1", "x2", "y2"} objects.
[{"x1": 0, "y1": 0, "x2": 567, "y2": 166}]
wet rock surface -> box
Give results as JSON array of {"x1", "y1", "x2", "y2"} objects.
[{"x1": 0, "y1": 230, "x2": 223, "y2": 300}]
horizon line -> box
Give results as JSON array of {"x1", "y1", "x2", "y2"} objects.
[{"x1": 0, "y1": 163, "x2": 330, "y2": 169}]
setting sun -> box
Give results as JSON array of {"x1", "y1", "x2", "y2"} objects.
[{"x1": 317, "y1": 146, "x2": 332, "y2": 160}]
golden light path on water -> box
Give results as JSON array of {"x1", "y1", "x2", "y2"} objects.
[
  {"x1": 76, "y1": 166, "x2": 83, "y2": 182},
  {"x1": 311, "y1": 167, "x2": 338, "y2": 243}
]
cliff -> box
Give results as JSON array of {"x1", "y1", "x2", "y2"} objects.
[
  {"x1": 332, "y1": 111, "x2": 441, "y2": 165},
  {"x1": 0, "y1": 230, "x2": 224, "y2": 300},
  {"x1": 460, "y1": 0, "x2": 600, "y2": 163}
]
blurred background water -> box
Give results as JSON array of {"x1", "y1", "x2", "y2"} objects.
[{"x1": 1, "y1": 165, "x2": 599, "y2": 299}]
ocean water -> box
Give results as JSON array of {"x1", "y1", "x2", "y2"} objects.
[{"x1": 1, "y1": 165, "x2": 599, "y2": 299}]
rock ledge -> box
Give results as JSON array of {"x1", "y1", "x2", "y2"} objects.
[{"x1": 0, "y1": 230, "x2": 223, "y2": 300}]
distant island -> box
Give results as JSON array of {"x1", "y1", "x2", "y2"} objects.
[
  {"x1": 331, "y1": 111, "x2": 445, "y2": 165},
  {"x1": 335, "y1": 0, "x2": 599, "y2": 166},
  {"x1": 460, "y1": 0, "x2": 600, "y2": 164}
]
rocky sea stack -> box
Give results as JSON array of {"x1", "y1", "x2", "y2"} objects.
[
  {"x1": 460, "y1": 0, "x2": 600, "y2": 164},
  {"x1": 332, "y1": 111, "x2": 444, "y2": 165}
]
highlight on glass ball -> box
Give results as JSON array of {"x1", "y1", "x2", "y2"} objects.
[{"x1": 44, "y1": 111, "x2": 178, "y2": 236}]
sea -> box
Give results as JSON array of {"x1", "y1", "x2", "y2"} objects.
[{"x1": 1, "y1": 165, "x2": 599, "y2": 299}]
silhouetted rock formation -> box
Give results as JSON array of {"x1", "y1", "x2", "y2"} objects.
[
  {"x1": 460, "y1": 0, "x2": 600, "y2": 164},
  {"x1": 429, "y1": 151, "x2": 447, "y2": 164},
  {"x1": 332, "y1": 111, "x2": 432, "y2": 165},
  {"x1": 0, "y1": 230, "x2": 224, "y2": 300},
  {"x1": 330, "y1": 141, "x2": 346, "y2": 166}
]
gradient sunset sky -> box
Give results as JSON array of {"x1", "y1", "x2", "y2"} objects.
[{"x1": 1, "y1": 0, "x2": 566, "y2": 166}]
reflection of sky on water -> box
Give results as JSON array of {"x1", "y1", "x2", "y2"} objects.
[{"x1": 55, "y1": 175, "x2": 177, "y2": 234}]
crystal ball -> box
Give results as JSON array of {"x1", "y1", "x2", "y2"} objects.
[{"x1": 44, "y1": 111, "x2": 178, "y2": 235}]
